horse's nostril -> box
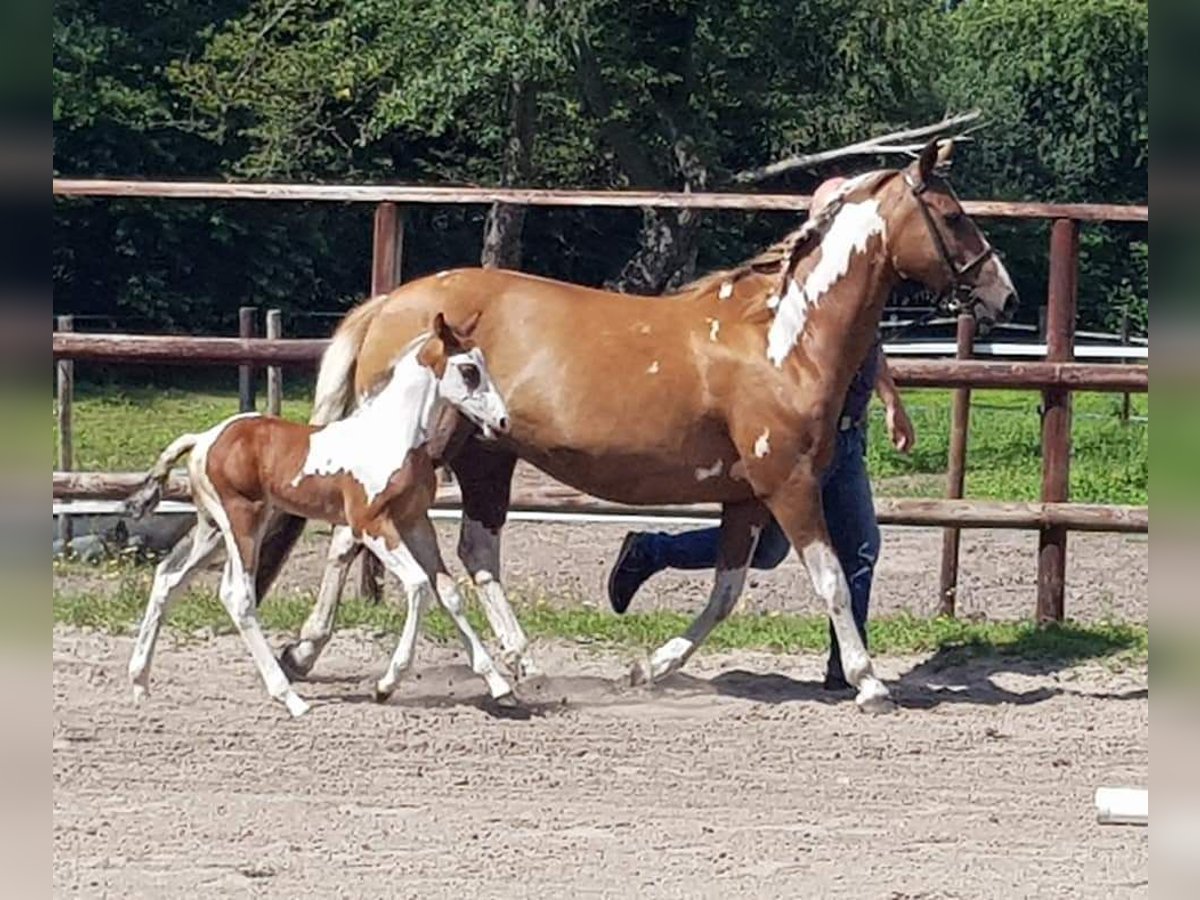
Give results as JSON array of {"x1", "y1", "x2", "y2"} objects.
[
  {"x1": 1003, "y1": 293, "x2": 1018, "y2": 318},
  {"x1": 498, "y1": 417, "x2": 509, "y2": 432}
]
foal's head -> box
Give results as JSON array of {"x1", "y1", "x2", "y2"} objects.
[
  {"x1": 855, "y1": 140, "x2": 1019, "y2": 333},
  {"x1": 418, "y1": 312, "x2": 510, "y2": 438}
]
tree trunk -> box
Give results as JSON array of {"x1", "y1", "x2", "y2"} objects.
[{"x1": 481, "y1": 0, "x2": 540, "y2": 270}]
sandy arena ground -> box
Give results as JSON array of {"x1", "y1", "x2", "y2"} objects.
[
  {"x1": 54, "y1": 637, "x2": 1147, "y2": 897},
  {"x1": 54, "y1": 511, "x2": 1148, "y2": 898}
]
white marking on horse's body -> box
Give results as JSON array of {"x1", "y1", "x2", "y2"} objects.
[
  {"x1": 293, "y1": 341, "x2": 436, "y2": 503},
  {"x1": 708, "y1": 319, "x2": 721, "y2": 342},
  {"x1": 638, "y1": 323, "x2": 652, "y2": 335},
  {"x1": 694, "y1": 459, "x2": 724, "y2": 481},
  {"x1": 436, "y1": 270, "x2": 451, "y2": 279},
  {"x1": 718, "y1": 281, "x2": 734, "y2": 300},
  {"x1": 766, "y1": 294, "x2": 780, "y2": 310},
  {"x1": 754, "y1": 428, "x2": 771, "y2": 458},
  {"x1": 766, "y1": 200, "x2": 886, "y2": 367},
  {"x1": 647, "y1": 360, "x2": 660, "y2": 375}
]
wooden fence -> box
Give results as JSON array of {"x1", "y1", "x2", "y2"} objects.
[{"x1": 52, "y1": 178, "x2": 1149, "y2": 622}]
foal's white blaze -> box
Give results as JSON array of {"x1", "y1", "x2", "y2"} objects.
[
  {"x1": 972, "y1": 254, "x2": 1018, "y2": 320},
  {"x1": 766, "y1": 200, "x2": 885, "y2": 367},
  {"x1": 694, "y1": 459, "x2": 724, "y2": 481},
  {"x1": 753, "y1": 428, "x2": 771, "y2": 458},
  {"x1": 293, "y1": 343, "x2": 436, "y2": 504}
]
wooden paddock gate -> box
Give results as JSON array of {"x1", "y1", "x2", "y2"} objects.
[{"x1": 51, "y1": 179, "x2": 1149, "y2": 622}]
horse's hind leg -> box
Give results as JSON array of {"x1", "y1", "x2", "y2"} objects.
[
  {"x1": 278, "y1": 524, "x2": 361, "y2": 677},
  {"x1": 403, "y1": 516, "x2": 514, "y2": 703},
  {"x1": 632, "y1": 500, "x2": 769, "y2": 685},
  {"x1": 217, "y1": 501, "x2": 310, "y2": 717},
  {"x1": 451, "y1": 440, "x2": 539, "y2": 679},
  {"x1": 129, "y1": 517, "x2": 224, "y2": 702}
]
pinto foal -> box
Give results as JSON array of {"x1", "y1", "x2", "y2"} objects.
[{"x1": 124, "y1": 313, "x2": 515, "y2": 717}]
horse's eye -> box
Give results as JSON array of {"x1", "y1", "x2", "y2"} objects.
[
  {"x1": 946, "y1": 211, "x2": 965, "y2": 227},
  {"x1": 459, "y1": 363, "x2": 481, "y2": 390}
]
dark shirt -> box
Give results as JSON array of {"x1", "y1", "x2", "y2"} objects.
[{"x1": 841, "y1": 336, "x2": 882, "y2": 423}]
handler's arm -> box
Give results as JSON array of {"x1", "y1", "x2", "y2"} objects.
[{"x1": 874, "y1": 350, "x2": 914, "y2": 454}]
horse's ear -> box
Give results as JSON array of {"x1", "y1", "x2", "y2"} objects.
[
  {"x1": 432, "y1": 312, "x2": 454, "y2": 347},
  {"x1": 935, "y1": 138, "x2": 955, "y2": 170},
  {"x1": 456, "y1": 310, "x2": 482, "y2": 340},
  {"x1": 915, "y1": 138, "x2": 940, "y2": 184}
]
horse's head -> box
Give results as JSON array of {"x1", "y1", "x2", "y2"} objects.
[
  {"x1": 873, "y1": 140, "x2": 1018, "y2": 333},
  {"x1": 419, "y1": 312, "x2": 510, "y2": 438}
]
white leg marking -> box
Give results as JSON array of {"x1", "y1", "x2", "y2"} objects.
[
  {"x1": 128, "y1": 519, "x2": 223, "y2": 701},
  {"x1": 800, "y1": 541, "x2": 892, "y2": 713},
  {"x1": 365, "y1": 535, "x2": 434, "y2": 700},
  {"x1": 281, "y1": 524, "x2": 359, "y2": 675},
  {"x1": 217, "y1": 558, "x2": 310, "y2": 718},
  {"x1": 403, "y1": 519, "x2": 513, "y2": 700}
]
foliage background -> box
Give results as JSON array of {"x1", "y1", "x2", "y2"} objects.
[{"x1": 52, "y1": 0, "x2": 1148, "y2": 336}]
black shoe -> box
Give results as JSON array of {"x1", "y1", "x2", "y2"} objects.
[
  {"x1": 823, "y1": 670, "x2": 853, "y2": 692},
  {"x1": 607, "y1": 532, "x2": 657, "y2": 615}
]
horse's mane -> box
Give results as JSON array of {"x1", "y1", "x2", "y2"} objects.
[{"x1": 675, "y1": 170, "x2": 893, "y2": 303}]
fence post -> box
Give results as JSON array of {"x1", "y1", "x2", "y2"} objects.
[
  {"x1": 238, "y1": 306, "x2": 258, "y2": 413},
  {"x1": 56, "y1": 315, "x2": 75, "y2": 550},
  {"x1": 937, "y1": 312, "x2": 975, "y2": 617},
  {"x1": 266, "y1": 309, "x2": 282, "y2": 416},
  {"x1": 1119, "y1": 307, "x2": 1131, "y2": 423},
  {"x1": 359, "y1": 203, "x2": 407, "y2": 603},
  {"x1": 1036, "y1": 218, "x2": 1079, "y2": 623}
]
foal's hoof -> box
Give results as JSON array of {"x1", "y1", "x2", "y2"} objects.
[
  {"x1": 855, "y1": 681, "x2": 896, "y2": 715},
  {"x1": 373, "y1": 682, "x2": 395, "y2": 704},
  {"x1": 283, "y1": 692, "x2": 311, "y2": 718},
  {"x1": 628, "y1": 658, "x2": 653, "y2": 687}
]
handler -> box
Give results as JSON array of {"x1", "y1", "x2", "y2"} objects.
[{"x1": 605, "y1": 176, "x2": 916, "y2": 690}]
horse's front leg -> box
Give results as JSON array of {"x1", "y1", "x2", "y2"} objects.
[
  {"x1": 452, "y1": 442, "x2": 540, "y2": 680},
  {"x1": 631, "y1": 499, "x2": 769, "y2": 685},
  {"x1": 765, "y1": 468, "x2": 893, "y2": 714},
  {"x1": 279, "y1": 524, "x2": 361, "y2": 678}
]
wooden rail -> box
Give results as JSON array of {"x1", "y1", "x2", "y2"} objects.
[
  {"x1": 50, "y1": 331, "x2": 1148, "y2": 392},
  {"x1": 52, "y1": 178, "x2": 1150, "y2": 222},
  {"x1": 52, "y1": 471, "x2": 1149, "y2": 534}
]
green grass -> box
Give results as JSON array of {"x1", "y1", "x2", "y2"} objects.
[
  {"x1": 53, "y1": 568, "x2": 1147, "y2": 666},
  {"x1": 58, "y1": 381, "x2": 1148, "y2": 505}
]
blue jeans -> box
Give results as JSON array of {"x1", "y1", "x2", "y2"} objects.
[{"x1": 639, "y1": 425, "x2": 881, "y2": 678}]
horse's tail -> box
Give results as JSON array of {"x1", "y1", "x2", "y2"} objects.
[
  {"x1": 309, "y1": 291, "x2": 391, "y2": 426},
  {"x1": 124, "y1": 432, "x2": 200, "y2": 520}
]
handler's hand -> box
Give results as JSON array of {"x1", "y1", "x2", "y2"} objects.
[{"x1": 885, "y1": 400, "x2": 915, "y2": 453}]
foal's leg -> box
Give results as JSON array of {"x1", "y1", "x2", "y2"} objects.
[
  {"x1": 403, "y1": 517, "x2": 514, "y2": 702},
  {"x1": 765, "y1": 472, "x2": 893, "y2": 714},
  {"x1": 128, "y1": 517, "x2": 224, "y2": 702},
  {"x1": 632, "y1": 500, "x2": 769, "y2": 685},
  {"x1": 216, "y1": 501, "x2": 310, "y2": 717},
  {"x1": 362, "y1": 530, "x2": 437, "y2": 701},
  {"x1": 279, "y1": 524, "x2": 361, "y2": 677},
  {"x1": 452, "y1": 442, "x2": 539, "y2": 679}
]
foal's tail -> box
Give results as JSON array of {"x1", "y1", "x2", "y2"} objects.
[
  {"x1": 123, "y1": 433, "x2": 200, "y2": 520},
  {"x1": 309, "y1": 291, "x2": 390, "y2": 425}
]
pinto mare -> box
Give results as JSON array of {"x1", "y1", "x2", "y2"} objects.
[
  {"x1": 123, "y1": 314, "x2": 515, "y2": 717},
  {"x1": 260, "y1": 140, "x2": 1018, "y2": 714}
]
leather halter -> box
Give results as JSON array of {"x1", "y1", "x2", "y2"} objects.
[{"x1": 902, "y1": 170, "x2": 998, "y2": 315}]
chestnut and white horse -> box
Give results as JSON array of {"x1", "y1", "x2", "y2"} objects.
[{"x1": 124, "y1": 313, "x2": 513, "y2": 716}]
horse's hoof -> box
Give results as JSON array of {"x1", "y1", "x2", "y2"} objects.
[
  {"x1": 373, "y1": 682, "x2": 394, "y2": 704},
  {"x1": 283, "y1": 692, "x2": 311, "y2": 718},
  {"x1": 493, "y1": 690, "x2": 520, "y2": 709},
  {"x1": 855, "y1": 681, "x2": 896, "y2": 715},
  {"x1": 278, "y1": 643, "x2": 312, "y2": 679}
]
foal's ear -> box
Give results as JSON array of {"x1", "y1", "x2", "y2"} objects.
[{"x1": 456, "y1": 310, "x2": 482, "y2": 339}]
